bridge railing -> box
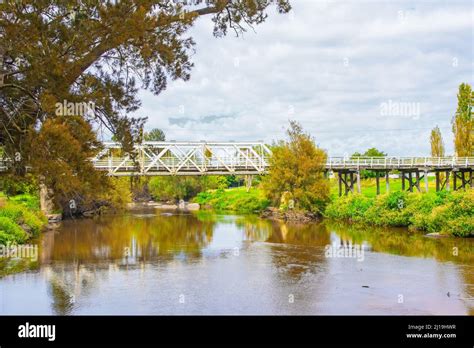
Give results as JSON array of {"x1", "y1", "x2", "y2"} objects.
[{"x1": 326, "y1": 156, "x2": 474, "y2": 169}]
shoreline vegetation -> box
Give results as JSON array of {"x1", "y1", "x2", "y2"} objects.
[
  {"x1": 0, "y1": 193, "x2": 47, "y2": 244},
  {"x1": 189, "y1": 186, "x2": 474, "y2": 238},
  {"x1": 0, "y1": 177, "x2": 472, "y2": 249},
  {"x1": 325, "y1": 189, "x2": 473, "y2": 237}
]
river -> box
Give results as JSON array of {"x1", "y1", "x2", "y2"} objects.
[{"x1": 0, "y1": 207, "x2": 473, "y2": 315}]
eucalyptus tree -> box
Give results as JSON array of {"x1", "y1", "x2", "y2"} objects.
[{"x1": 0, "y1": 0, "x2": 290, "y2": 209}]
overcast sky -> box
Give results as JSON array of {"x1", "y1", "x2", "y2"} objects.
[{"x1": 132, "y1": 0, "x2": 473, "y2": 156}]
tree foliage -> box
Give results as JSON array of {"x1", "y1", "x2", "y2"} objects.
[
  {"x1": 144, "y1": 128, "x2": 165, "y2": 141},
  {"x1": 351, "y1": 147, "x2": 387, "y2": 178},
  {"x1": 27, "y1": 116, "x2": 109, "y2": 211},
  {"x1": 262, "y1": 121, "x2": 329, "y2": 213},
  {"x1": 149, "y1": 175, "x2": 228, "y2": 201},
  {"x1": 0, "y1": 0, "x2": 290, "y2": 156},
  {"x1": 352, "y1": 147, "x2": 387, "y2": 158},
  {"x1": 452, "y1": 83, "x2": 473, "y2": 156},
  {"x1": 430, "y1": 126, "x2": 445, "y2": 157},
  {"x1": 0, "y1": 0, "x2": 290, "y2": 208}
]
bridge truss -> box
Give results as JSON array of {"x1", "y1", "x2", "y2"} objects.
[
  {"x1": 1, "y1": 144, "x2": 473, "y2": 194},
  {"x1": 91, "y1": 141, "x2": 272, "y2": 176}
]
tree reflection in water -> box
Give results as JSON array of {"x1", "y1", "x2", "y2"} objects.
[{"x1": 1, "y1": 209, "x2": 472, "y2": 315}]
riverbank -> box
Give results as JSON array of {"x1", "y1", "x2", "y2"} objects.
[
  {"x1": 192, "y1": 186, "x2": 473, "y2": 237},
  {"x1": 0, "y1": 193, "x2": 48, "y2": 244},
  {"x1": 325, "y1": 190, "x2": 474, "y2": 237}
]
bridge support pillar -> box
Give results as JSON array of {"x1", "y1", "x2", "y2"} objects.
[
  {"x1": 344, "y1": 172, "x2": 349, "y2": 195},
  {"x1": 336, "y1": 170, "x2": 357, "y2": 196},
  {"x1": 424, "y1": 170, "x2": 429, "y2": 192},
  {"x1": 338, "y1": 172, "x2": 342, "y2": 197},
  {"x1": 356, "y1": 171, "x2": 361, "y2": 193},
  {"x1": 401, "y1": 170, "x2": 424, "y2": 193},
  {"x1": 435, "y1": 170, "x2": 452, "y2": 192},
  {"x1": 245, "y1": 175, "x2": 253, "y2": 192},
  {"x1": 453, "y1": 170, "x2": 472, "y2": 191},
  {"x1": 374, "y1": 174, "x2": 379, "y2": 195},
  {"x1": 385, "y1": 171, "x2": 390, "y2": 193},
  {"x1": 415, "y1": 171, "x2": 420, "y2": 192}
]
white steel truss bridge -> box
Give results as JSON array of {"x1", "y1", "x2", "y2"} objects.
[
  {"x1": 1, "y1": 143, "x2": 473, "y2": 189},
  {"x1": 91, "y1": 141, "x2": 272, "y2": 176}
]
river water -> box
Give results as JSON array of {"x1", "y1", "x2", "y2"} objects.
[{"x1": 0, "y1": 207, "x2": 473, "y2": 315}]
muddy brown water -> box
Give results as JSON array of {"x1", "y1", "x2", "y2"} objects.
[{"x1": 0, "y1": 207, "x2": 473, "y2": 315}]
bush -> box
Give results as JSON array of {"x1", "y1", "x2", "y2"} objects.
[
  {"x1": 9, "y1": 194, "x2": 41, "y2": 210},
  {"x1": 100, "y1": 177, "x2": 132, "y2": 210},
  {"x1": 0, "y1": 217, "x2": 28, "y2": 244},
  {"x1": 194, "y1": 187, "x2": 270, "y2": 213},
  {"x1": 149, "y1": 176, "x2": 230, "y2": 202},
  {"x1": 0, "y1": 202, "x2": 47, "y2": 238},
  {"x1": 324, "y1": 194, "x2": 372, "y2": 222},
  {"x1": 416, "y1": 190, "x2": 474, "y2": 237},
  {"x1": 325, "y1": 189, "x2": 474, "y2": 237}
]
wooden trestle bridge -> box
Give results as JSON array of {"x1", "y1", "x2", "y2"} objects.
[
  {"x1": 327, "y1": 157, "x2": 474, "y2": 196},
  {"x1": 1, "y1": 142, "x2": 473, "y2": 196}
]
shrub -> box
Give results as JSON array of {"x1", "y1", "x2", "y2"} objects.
[
  {"x1": 9, "y1": 194, "x2": 41, "y2": 210},
  {"x1": 324, "y1": 194, "x2": 372, "y2": 222},
  {"x1": 194, "y1": 187, "x2": 270, "y2": 213},
  {"x1": 0, "y1": 202, "x2": 47, "y2": 237},
  {"x1": 324, "y1": 189, "x2": 474, "y2": 237},
  {"x1": 0, "y1": 217, "x2": 28, "y2": 244}
]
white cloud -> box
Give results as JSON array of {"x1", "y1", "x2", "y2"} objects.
[{"x1": 132, "y1": 0, "x2": 473, "y2": 156}]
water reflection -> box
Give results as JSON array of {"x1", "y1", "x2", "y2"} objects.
[
  {"x1": 0, "y1": 208, "x2": 472, "y2": 315},
  {"x1": 46, "y1": 213, "x2": 215, "y2": 263},
  {"x1": 325, "y1": 220, "x2": 474, "y2": 264}
]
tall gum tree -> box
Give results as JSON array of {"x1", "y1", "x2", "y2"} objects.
[{"x1": 0, "y1": 0, "x2": 291, "y2": 212}]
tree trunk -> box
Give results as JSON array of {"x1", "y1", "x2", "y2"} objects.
[{"x1": 39, "y1": 178, "x2": 55, "y2": 215}]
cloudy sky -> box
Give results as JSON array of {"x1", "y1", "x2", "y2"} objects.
[{"x1": 132, "y1": 0, "x2": 473, "y2": 157}]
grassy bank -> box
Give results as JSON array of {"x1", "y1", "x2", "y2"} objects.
[
  {"x1": 193, "y1": 187, "x2": 270, "y2": 214},
  {"x1": 325, "y1": 190, "x2": 474, "y2": 237},
  {"x1": 192, "y1": 185, "x2": 473, "y2": 237},
  {"x1": 0, "y1": 193, "x2": 48, "y2": 244},
  {"x1": 329, "y1": 176, "x2": 438, "y2": 198}
]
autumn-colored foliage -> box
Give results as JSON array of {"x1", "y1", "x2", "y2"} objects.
[
  {"x1": 27, "y1": 116, "x2": 109, "y2": 211},
  {"x1": 262, "y1": 121, "x2": 330, "y2": 213}
]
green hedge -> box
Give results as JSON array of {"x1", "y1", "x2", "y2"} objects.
[{"x1": 325, "y1": 190, "x2": 474, "y2": 237}]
